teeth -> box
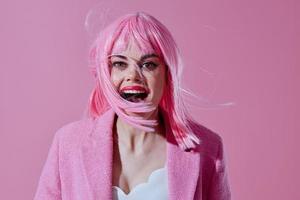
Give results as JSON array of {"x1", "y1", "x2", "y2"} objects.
[{"x1": 122, "y1": 90, "x2": 146, "y2": 94}]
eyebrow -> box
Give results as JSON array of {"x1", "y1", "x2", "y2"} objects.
[
  {"x1": 109, "y1": 53, "x2": 159, "y2": 61},
  {"x1": 140, "y1": 53, "x2": 158, "y2": 61}
]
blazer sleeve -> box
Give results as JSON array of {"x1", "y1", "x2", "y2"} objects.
[
  {"x1": 209, "y1": 138, "x2": 231, "y2": 200},
  {"x1": 34, "y1": 130, "x2": 62, "y2": 200}
]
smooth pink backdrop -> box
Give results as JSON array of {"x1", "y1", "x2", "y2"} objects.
[{"x1": 1, "y1": 0, "x2": 299, "y2": 199}]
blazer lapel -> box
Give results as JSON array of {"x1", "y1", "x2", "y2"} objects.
[
  {"x1": 80, "y1": 109, "x2": 116, "y2": 200},
  {"x1": 166, "y1": 120, "x2": 201, "y2": 200}
]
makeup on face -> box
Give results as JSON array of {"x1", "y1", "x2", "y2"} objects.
[
  {"x1": 108, "y1": 53, "x2": 160, "y2": 72},
  {"x1": 109, "y1": 54, "x2": 164, "y2": 103},
  {"x1": 109, "y1": 40, "x2": 166, "y2": 106}
]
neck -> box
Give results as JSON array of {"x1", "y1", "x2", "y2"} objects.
[{"x1": 114, "y1": 108, "x2": 165, "y2": 154}]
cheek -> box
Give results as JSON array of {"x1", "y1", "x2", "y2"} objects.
[
  {"x1": 154, "y1": 77, "x2": 165, "y2": 95},
  {"x1": 110, "y1": 69, "x2": 122, "y2": 88},
  {"x1": 148, "y1": 69, "x2": 166, "y2": 102}
]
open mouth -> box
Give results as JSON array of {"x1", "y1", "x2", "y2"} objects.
[{"x1": 120, "y1": 90, "x2": 148, "y2": 102}]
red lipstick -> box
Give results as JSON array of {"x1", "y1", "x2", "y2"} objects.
[{"x1": 120, "y1": 85, "x2": 148, "y2": 93}]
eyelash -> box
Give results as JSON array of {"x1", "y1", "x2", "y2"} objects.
[
  {"x1": 111, "y1": 61, "x2": 158, "y2": 70},
  {"x1": 111, "y1": 61, "x2": 127, "y2": 68}
]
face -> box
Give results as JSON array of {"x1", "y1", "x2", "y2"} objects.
[{"x1": 109, "y1": 40, "x2": 166, "y2": 109}]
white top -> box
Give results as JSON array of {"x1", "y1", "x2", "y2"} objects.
[{"x1": 112, "y1": 166, "x2": 168, "y2": 200}]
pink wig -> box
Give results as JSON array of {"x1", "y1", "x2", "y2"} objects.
[{"x1": 87, "y1": 12, "x2": 200, "y2": 151}]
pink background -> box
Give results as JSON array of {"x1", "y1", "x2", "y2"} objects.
[{"x1": 1, "y1": 0, "x2": 299, "y2": 199}]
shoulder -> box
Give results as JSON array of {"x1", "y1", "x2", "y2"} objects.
[
  {"x1": 55, "y1": 117, "x2": 94, "y2": 137},
  {"x1": 52, "y1": 117, "x2": 95, "y2": 151},
  {"x1": 188, "y1": 120, "x2": 225, "y2": 160},
  {"x1": 52, "y1": 109, "x2": 115, "y2": 151}
]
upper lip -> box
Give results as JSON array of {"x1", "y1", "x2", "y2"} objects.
[{"x1": 120, "y1": 85, "x2": 148, "y2": 93}]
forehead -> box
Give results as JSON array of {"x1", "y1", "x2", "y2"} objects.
[{"x1": 110, "y1": 34, "x2": 158, "y2": 60}]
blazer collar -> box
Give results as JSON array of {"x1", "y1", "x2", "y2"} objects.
[{"x1": 81, "y1": 108, "x2": 200, "y2": 200}]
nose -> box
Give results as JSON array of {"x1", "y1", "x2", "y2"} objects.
[{"x1": 125, "y1": 65, "x2": 143, "y2": 82}]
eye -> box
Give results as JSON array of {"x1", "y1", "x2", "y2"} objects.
[
  {"x1": 111, "y1": 61, "x2": 127, "y2": 69},
  {"x1": 141, "y1": 62, "x2": 158, "y2": 70}
]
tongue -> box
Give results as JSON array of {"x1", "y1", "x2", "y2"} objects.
[
  {"x1": 120, "y1": 93, "x2": 146, "y2": 102},
  {"x1": 127, "y1": 94, "x2": 144, "y2": 102}
]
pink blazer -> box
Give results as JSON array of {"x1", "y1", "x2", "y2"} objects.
[{"x1": 34, "y1": 108, "x2": 231, "y2": 200}]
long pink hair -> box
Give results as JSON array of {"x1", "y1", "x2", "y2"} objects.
[{"x1": 87, "y1": 12, "x2": 200, "y2": 151}]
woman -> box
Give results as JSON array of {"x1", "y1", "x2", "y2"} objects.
[{"x1": 34, "y1": 12, "x2": 231, "y2": 200}]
